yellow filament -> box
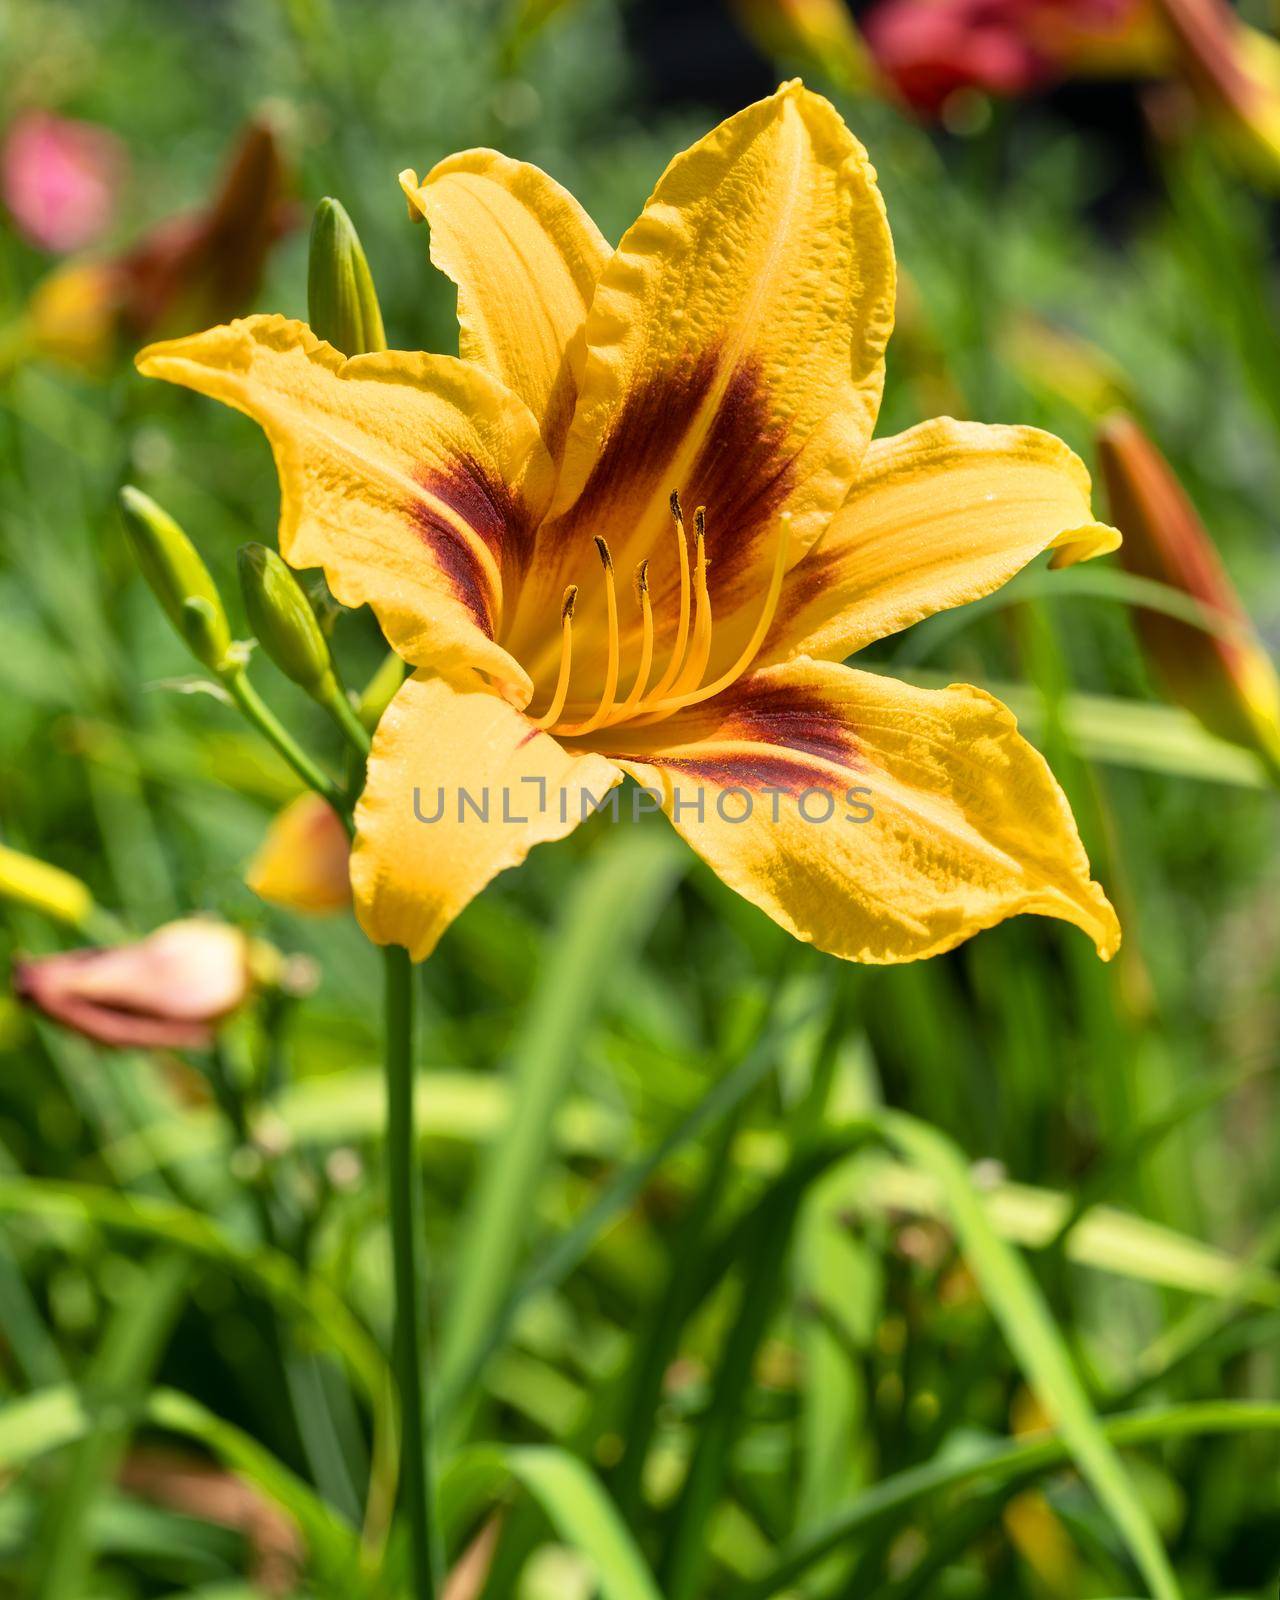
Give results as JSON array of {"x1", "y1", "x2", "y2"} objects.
[
  {"x1": 671, "y1": 506, "x2": 712, "y2": 696},
  {"x1": 560, "y1": 538, "x2": 619, "y2": 736},
  {"x1": 612, "y1": 560, "x2": 655, "y2": 721},
  {"x1": 534, "y1": 505, "x2": 791, "y2": 735},
  {"x1": 636, "y1": 512, "x2": 793, "y2": 721},
  {"x1": 648, "y1": 491, "x2": 693, "y2": 701},
  {"x1": 531, "y1": 586, "x2": 577, "y2": 729}
]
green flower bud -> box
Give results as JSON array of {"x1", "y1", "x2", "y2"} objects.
[
  {"x1": 120, "y1": 485, "x2": 232, "y2": 672},
  {"x1": 238, "y1": 542, "x2": 336, "y2": 696},
  {"x1": 307, "y1": 198, "x2": 387, "y2": 357}
]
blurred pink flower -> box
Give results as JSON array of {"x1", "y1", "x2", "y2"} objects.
[
  {"x1": 13, "y1": 918, "x2": 253, "y2": 1050},
  {"x1": 2, "y1": 110, "x2": 127, "y2": 253},
  {"x1": 862, "y1": 0, "x2": 1156, "y2": 113}
]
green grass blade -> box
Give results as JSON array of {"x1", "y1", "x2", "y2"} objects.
[
  {"x1": 437, "y1": 830, "x2": 684, "y2": 1418},
  {"x1": 144, "y1": 1389, "x2": 368, "y2": 1587},
  {"x1": 660, "y1": 1177, "x2": 803, "y2": 1600},
  {"x1": 0, "y1": 1387, "x2": 88, "y2": 1470},
  {"x1": 441, "y1": 1443, "x2": 663, "y2": 1600},
  {"x1": 734, "y1": 1399, "x2": 1280, "y2": 1599},
  {"x1": 434, "y1": 983, "x2": 821, "y2": 1424},
  {"x1": 0, "y1": 1385, "x2": 368, "y2": 1594},
  {"x1": 874, "y1": 1110, "x2": 1181, "y2": 1600},
  {"x1": 890, "y1": 670, "x2": 1269, "y2": 787},
  {"x1": 859, "y1": 1161, "x2": 1280, "y2": 1304},
  {"x1": 0, "y1": 1174, "x2": 396, "y2": 1540},
  {"x1": 32, "y1": 1251, "x2": 188, "y2": 1600}
]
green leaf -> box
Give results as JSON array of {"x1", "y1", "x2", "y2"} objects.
[
  {"x1": 873, "y1": 1110, "x2": 1181, "y2": 1600},
  {"x1": 734, "y1": 1400, "x2": 1280, "y2": 1599},
  {"x1": 890, "y1": 669, "x2": 1268, "y2": 788},
  {"x1": 444, "y1": 1444, "x2": 663, "y2": 1600},
  {"x1": 0, "y1": 1175, "x2": 396, "y2": 1543},
  {"x1": 437, "y1": 829, "x2": 684, "y2": 1424},
  {"x1": 858, "y1": 1160, "x2": 1280, "y2": 1305},
  {"x1": 0, "y1": 1385, "x2": 368, "y2": 1596},
  {"x1": 434, "y1": 980, "x2": 821, "y2": 1423},
  {"x1": 34, "y1": 1251, "x2": 189, "y2": 1600},
  {"x1": 0, "y1": 1387, "x2": 88, "y2": 1471},
  {"x1": 100, "y1": 1067, "x2": 628, "y2": 1181}
]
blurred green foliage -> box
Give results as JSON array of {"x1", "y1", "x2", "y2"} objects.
[{"x1": 1, "y1": 1, "x2": 1279, "y2": 1597}]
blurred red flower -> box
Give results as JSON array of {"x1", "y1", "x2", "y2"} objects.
[
  {"x1": 862, "y1": 0, "x2": 1153, "y2": 113},
  {"x1": 1, "y1": 110, "x2": 127, "y2": 253}
]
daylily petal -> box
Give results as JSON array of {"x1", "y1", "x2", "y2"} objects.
[
  {"x1": 402, "y1": 151, "x2": 611, "y2": 462},
  {"x1": 246, "y1": 791, "x2": 352, "y2": 914},
  {"x1": 352, "y1": 672, "x2": 622, "y2": 960},
  {"x1": 604, "y1": 658, "x2": 1119, "y2": 963},
  {"x1": 136, "y1": 314, "x2": 554, "y2": 701},
  {"x1": 762, "y1": 417, "x2": 1119, "y2": 666},
  {"x1": 509, "y1": 79, "x2": 895, "y2": 658}
]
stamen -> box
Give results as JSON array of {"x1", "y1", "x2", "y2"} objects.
[
  {"x1": 613, "y1": 559, "x2": 654, "y2": 720},
  {"x1": 671, "y1": 506, "x2": 712, "y2": 695},
  {"x1": 531, "y1": 585, "x2": 577, "y2": 729},
  {"x1": 559, "y1": 537, "x2": 619, "y2": 736},
  {"x1": 647, "y1": 490, "x2": 693, "y2": 701},
  {"x1": 636, "y1": 511, "x2": 793, "y2": 721}
]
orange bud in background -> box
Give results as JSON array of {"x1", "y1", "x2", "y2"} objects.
[
  {"x1": 1002, "y1": 312, "x2": 1135, "y2": 420},
  {"x1": 13, "y1": 919, "x2": 253, "y2": 1050},
  {"x1": 1150, "y1": 0, "x2": 1280, "y2": 181},
  {"x1": 1097, "y1": 412, "x2": 1280, "y2": 775},
  {"x1": 117, "y1": 117, "x2": 291, "y2": 343},
  {"x1": 731, "y1": 0, "x2": 880, "y2": 95},
  {"x1": 246, "y1": 792, "x2": 352, "y2": 916}
]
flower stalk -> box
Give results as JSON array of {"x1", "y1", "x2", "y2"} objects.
[
  {"x1": 382, "y1": 943, "x2": 442, "y2": 1598},
  {"x1": 304, "y1": 189, "x2": 437, "y2": 1592}
]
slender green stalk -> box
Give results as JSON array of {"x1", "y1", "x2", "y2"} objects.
[
  {"x1": 222, "y1": 668, "x2": 352, "y2": 832},
  {"x1": 322, "y1": 678, "x2": 373, "y2": 756},
  {"x1": 383, "y1": 944, "x2": 441, "y2": 1597}
]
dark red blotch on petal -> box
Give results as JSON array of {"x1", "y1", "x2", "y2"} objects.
[
  {"x1": 555, "y1": 351, "x2": 797, "y2": 608},
  {"x1": 616, "y1": 678, "x2": 862, "y2": 796},
  {"x1": 410, "y1": 455, "x2": 538, "y2": 637},
  {"x1": 684, "y1": 359, "x2": 796, "y2": 606}
]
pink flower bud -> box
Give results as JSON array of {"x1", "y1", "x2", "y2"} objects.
[{"x1": 13, "y1": 919, "x2": 253, "y2": 1050}]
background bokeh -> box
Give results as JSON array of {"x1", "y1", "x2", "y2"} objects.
[{"x1": 2, "y1": 1, "x2": 1279, "y2": 1596}]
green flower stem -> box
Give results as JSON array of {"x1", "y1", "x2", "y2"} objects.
[
  {"x1": 318, "y1": 677, "x2": 373, "y2": 761},
  {"x1": 383, "y1": 943, "x2": 441, "y2": 1598},
  {"x1": 222, "y1": 669, "x2": 353, "y2": 835}
]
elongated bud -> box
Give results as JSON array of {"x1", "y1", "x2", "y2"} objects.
[
  {"x1": 1152, "y1": 0, "x2": 1280, "y2": 184},
  {"x1": 238, "y1": 543, "x2": 337, "y2": 696},
  {"x1": 731, "y1": 0, "x2": 878, "y2": 97},
  {"x1": 119, "y1": 486, "x2": 232, "y2": 672},
  {"x1": 1098, "y1": 412, "x2": 1280, "y2": 773},
  {"x1": 307, "y1": 198, "x2": 387, "y2": 356},
  {"x1": 0, "y1": 843, "x2": 94, "y2": 929}
]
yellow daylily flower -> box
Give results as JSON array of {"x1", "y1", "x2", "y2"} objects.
[{"x1": 137, "y1": 81, "x2": 1121, "y2": 965}]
